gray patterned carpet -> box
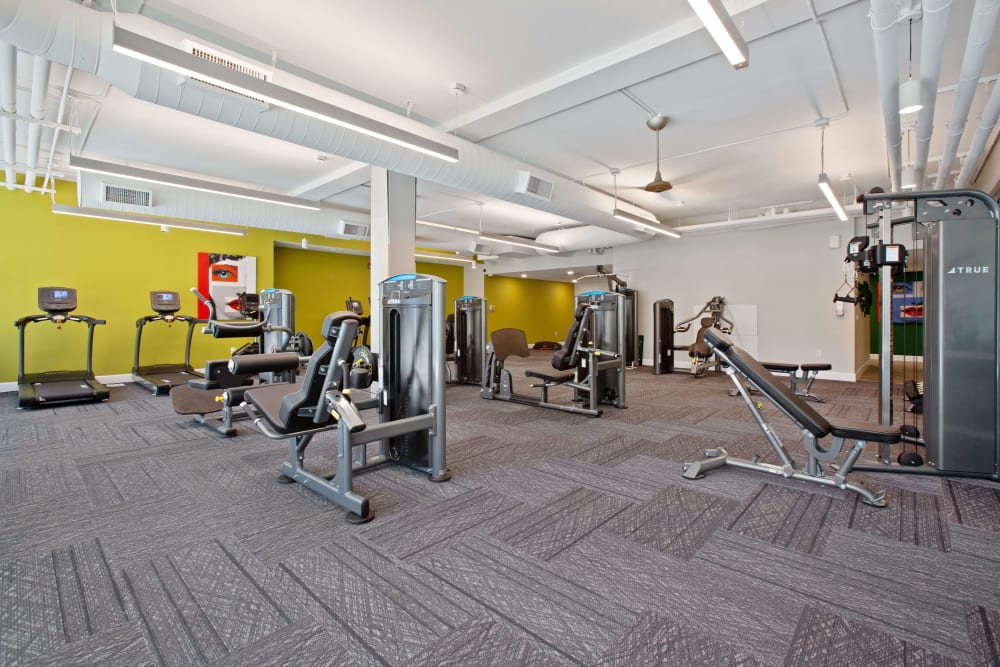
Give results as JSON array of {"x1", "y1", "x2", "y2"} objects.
[{"x1": 2, "y1": 353, "x2": 999, "y2": 666}]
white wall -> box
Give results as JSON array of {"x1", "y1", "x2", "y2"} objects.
[{"x1": 613, "y1": 216, "x2": 859, "y2": 379}]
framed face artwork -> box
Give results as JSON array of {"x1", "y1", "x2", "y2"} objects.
[{"x1": 196, "y1": 252, "x2": 257, "y2": 320}]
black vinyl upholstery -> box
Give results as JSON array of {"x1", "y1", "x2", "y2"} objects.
[
  {"x1": 762, "y1": 362, "x2": 799, "y2": 373},
  {"x1": 552, "y1": 303, "x2": 588, "y2": 371},
  {"x1": 705, "y1": 329, "x2": 832, "y2": 438},
  {"x1": 706, "y1": 329, "x2": 900, "y2": 444},
  {"x1": 246, "y1": 311, "x2": 358, "y2": 434}
]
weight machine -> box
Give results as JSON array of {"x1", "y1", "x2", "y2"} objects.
[
  {"x1": 848, "y1": 189, "x2": 999, "y2": 480},
  {"x1": 481, "y1": 291, "x2": 626, "y2": 417}
]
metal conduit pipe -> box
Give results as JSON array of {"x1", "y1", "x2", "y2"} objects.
[
  {"x1": 956, "y1": 80, "x2": 1000, "y2": 186},
  {"x1": 914, "y1": 0, "x2": 952, "y2": 188},
  {"x1": 24, "y1": 54, "x2": 51, "y2": 192},
  {"x1": 933, "y1": 0, "x2": 1000, "y2": 189},
  {"x1": 40, "y1": 63, "x2": 72, "y2": 193},
  {"x1": 870, "y1": 0, "x2": 902, "y2": 192},
  {"x1": 0, "y1": 44, "x2": 16, "y2": 189},
  {"x1": 0, "y1": 0, "x2": 648, "y2": 238}
]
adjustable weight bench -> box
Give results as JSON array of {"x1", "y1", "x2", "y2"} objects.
[
  {"x1": 684, "y1": 329, "x2": 899, "y2": 506},
  {"x1": 730, "y1": 361, "x2": 833, "y2": 403}
]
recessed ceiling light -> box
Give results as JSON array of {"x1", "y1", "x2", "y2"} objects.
[
  {"x1": 521, "y1": 273, "x2": 527, "y2": 278},
  {"x1": 566, "y1": 270, "x2": 574, "y2": 275}
]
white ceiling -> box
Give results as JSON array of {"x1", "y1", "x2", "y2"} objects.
[{"x1": 5, "y1": 0, "x2": 1000, "y2": 271}]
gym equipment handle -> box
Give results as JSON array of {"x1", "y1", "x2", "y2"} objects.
[{"x1": 229, "y1": 351, "x2": 302, "y2": 375}]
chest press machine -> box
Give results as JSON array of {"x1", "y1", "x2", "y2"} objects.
[
  {"x1": 480, "y1": 290, "x2": 626, "y2": 417},
  {"x1": 241, "y1": 274, "x2": 450, "y2": 524}
]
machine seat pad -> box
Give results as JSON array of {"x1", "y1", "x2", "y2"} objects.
[
  {"x1": 245, "y1": 383, "x2": 300, "y2": 434},
  {"x1": 763, "y1": 362, "x2": 799, "y2": 373},
  {"x1": 801, "y1": 363, "x2": 832, "y2": 372},
  {"x1": 491, "y1": 328, "x2": 531, "y2": 362},
  {"x1": 689, "y1": 342, "x2": 711, "y2": 358},
  {"x1": 705, "y1": 329, "x2": 832, "y2": 438},
  {"x1": 170, "y1": 385, "x2": 222, "y2": 415},
  {"x1": 524, "y1": 368, "x2": 575, "y2": 383},
  {"x1": 829, "y1": 420, "x2": 901, "y2": 444}
]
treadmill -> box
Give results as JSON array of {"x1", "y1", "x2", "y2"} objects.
[
  {"x1": 132, "y1": 290, "x2": 204, "y2": 395},
  {"x1": 15, "y1": 287, "x2": 111, "y2": 409}
]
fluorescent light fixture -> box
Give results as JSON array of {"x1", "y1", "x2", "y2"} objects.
[
  {"x1": 899, "y1": 78, "x2": 922, "y2": 115},
  {"x1": 613, "y1": 208, "x2": 682, "y2": 238},
  {"x1": 51, "y1": 204, "x2": 248, "y2": 236},
  {"x1": 112, "y1": 27, "x2": 459, "y2": 163},
  {"x1": 415, "y1": 219, "x2": 479, "y2": 234},
  {"x1": 687, "y1": 0, "x2": 750, "y2": 69},
  {"x1": 817, "y1": 173, "x2": 849, "y2": 222},
  {"x1": 70, "y1": 155, "x2": 320, "y2": 211},
  {"x1": 477, "y1": 232, "x2": 559, "y2": 253},
  {"x1": 415, "y1": 252, "x2": 476, "y2": 265}
]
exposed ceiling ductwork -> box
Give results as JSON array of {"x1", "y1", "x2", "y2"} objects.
[
  {"x1": 933, "y1": 0, "x2": 1000, "y2": 189},
  {"x1": 0, "y1": 0, "x2": 652, "y2": 244}
]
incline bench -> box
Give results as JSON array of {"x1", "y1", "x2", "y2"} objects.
[{"x1": 683, "y1": 329, "x2": 899, "y2": 506}]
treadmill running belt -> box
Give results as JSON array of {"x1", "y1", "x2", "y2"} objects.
[{"x1": 34, "y1": 380, "x2": 96, "y2": 402}]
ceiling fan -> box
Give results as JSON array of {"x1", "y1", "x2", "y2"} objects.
[{"x1": 643, "y1": 114, "x2": 672, "y2": 193}]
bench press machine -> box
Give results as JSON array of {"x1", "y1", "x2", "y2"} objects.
[
  {"x1": 480, "y1": 291, "x2": 626, "y2": 417},
  {"x1": 683, "y1": 329, "x2": 899, "y2": 506},
  {"x1": 242, "y1": 274, "x2": 450, "y2": 523}
]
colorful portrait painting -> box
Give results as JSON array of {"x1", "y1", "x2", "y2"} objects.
[{"x1": 196, "y1": 252, "x2": 257, "y2": 320}]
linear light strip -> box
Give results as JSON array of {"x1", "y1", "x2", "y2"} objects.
[
  {"x1": 613, "y1": 208, "x2": 682, "y2": 238},
  {"x1": 477, "y1": 232, "x2": 560, "y2": 253},
  {"x1": 415, "y1": 219, "x2": 480, "y2": 234},
  {"x1": 112, "y1": 27, "x2": 459, "y2": 163},
  {"x1": 51, "y1": 204, "x2": 248, "y2": 236},
  {"x1": 71, "y1": 155, "x2": 321, "y2": 211},
  {"x1": 687, "y1": 0, "x2": 750, "y2": 69},
  {"x1": 415, "y1": 253, "x2": 476, "y2": 265},
  {"x1": 817, "y1": 173, "x2": 849, "y2": 222}
]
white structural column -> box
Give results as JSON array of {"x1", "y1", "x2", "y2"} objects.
[
  {"x1": 369, "y1": 166, "x2": 417, "y2": 357},
  {"x1": 463, "y1": 265, "x2": 485, "y2": 298}
]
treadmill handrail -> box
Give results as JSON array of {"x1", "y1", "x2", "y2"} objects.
[
  {"x1": 15, "y1": 311, "x2": 106, "y2": 381},
  {"x1": 133, "y1": 312, "x2": 204, "y2": 374}
]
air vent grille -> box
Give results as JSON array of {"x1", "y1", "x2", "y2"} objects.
[
  {"x1": 103, "y1": 183, "x2": 152, "y2": 207},
  {"x1": 187, "y1": 46, "x2": 270, "y2": 105},
  {"x1": 515, "y1": 171, "x2": 554, "y2": 201},
  {"x1": 334, "y1": 218, "x2": 370, "y2": 239}
]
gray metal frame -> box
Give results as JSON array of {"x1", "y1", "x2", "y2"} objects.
[
  {"x1": 855, "y1": 189, "x2": 999, "y2": 479},
  {"x1": 245, "y1": 274, "x2": 450, "y2": 523},
  {"x1": 682, "y1": 347, "x2": 886, "y2": 507},
  {"x1": 481, "y1": 291, "x2": 627, "y2": 417},
  {"x1": 454, "y1": 296, "x2": 487, "y2": 385}
]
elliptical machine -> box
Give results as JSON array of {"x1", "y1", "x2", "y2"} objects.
[{"x1": 15, "y1": 287, "x2": 110, "y2": 409}]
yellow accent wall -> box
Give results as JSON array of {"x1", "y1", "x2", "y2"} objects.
[
  {"x1": 273, "y1": 247, "x2": 465, "y2": 344},
  {"x1": 484, "y1": 275, "x2": 574, "y2": 343},
  {"x1": 0, "y1": 183, "x2": 461, "y2": 383}
]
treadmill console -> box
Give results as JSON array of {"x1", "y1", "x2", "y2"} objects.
[
  {"x1": 150, "y1": 290, "x2": 181, "y2": 314},
  {"x1": 38, "y1": 286, "x2": 77, "y2": 314}
]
